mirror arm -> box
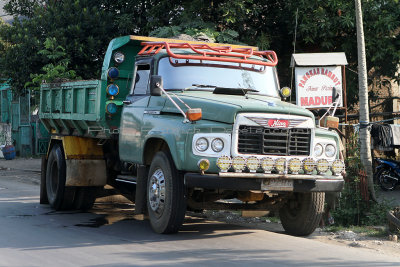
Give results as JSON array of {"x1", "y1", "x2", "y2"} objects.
[{"x1": 157, "y1": 84, "x2": 189, "y2": 123}]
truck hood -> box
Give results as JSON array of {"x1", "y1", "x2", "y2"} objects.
[{"x1": 160, "y1": 91, "x2": 314, "y2": 124}]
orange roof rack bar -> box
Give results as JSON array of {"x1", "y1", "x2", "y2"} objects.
[{"x1": 138, "y1": 42, "x2": 278, "y2": 66}]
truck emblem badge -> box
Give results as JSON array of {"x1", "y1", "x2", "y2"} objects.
[{"x1": 268, "y1": 119, "x2": 289, "y2": 128}]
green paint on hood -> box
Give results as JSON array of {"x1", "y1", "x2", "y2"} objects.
[{"x1": 161, "y1": 91, "x2": 315, "y2": 124}]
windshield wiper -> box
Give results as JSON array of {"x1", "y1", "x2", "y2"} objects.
[
  {"x1": 191, "y1": 84, "x2": 218, "y2": 88},
  {"x1": 213, "y1": 87, "x2": 259, "y2": 96}
]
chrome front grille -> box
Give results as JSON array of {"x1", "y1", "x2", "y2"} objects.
[{"x1": 238, "y1": 125, "x2": 311, "y2": 156}]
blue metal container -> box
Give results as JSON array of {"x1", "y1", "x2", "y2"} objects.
[{"x1": 2, "y1": 145, "x2": 16, "y2": 160}]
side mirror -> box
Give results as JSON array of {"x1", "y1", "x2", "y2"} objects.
[{"x1": 150, "y1": 75, "x2": 163, "y2": 96}]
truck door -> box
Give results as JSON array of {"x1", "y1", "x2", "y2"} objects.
[{"x1": 119, "y1": 60, "x2": 151, "y2": 162}]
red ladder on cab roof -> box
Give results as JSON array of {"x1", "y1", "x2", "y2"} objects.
[{"x1": 138, "y1": 42, "x2": 278, "y2": 67}]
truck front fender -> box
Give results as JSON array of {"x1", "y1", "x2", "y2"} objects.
[{"x1": 142, "y1": 135, "x2": 186, "y2": 170}]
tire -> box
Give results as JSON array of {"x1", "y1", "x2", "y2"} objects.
[
  {"x1": 46, "y1": 144, "x2": 76, "y2": 210},
  {"x1": 279, "y1": 192, "x2": 325, "y2": 236},
  {"x1": 376, "y1": 167, "x2": 398, "y2": 191},
  {"x1": 73, "y1": 187, "x2": 98, "y2": 211},
  {"x1": 40, "y1": 155, "x2": 49, "y2": 204},
  {"x1": 147, "y1": 151, "x2": 186, "y2": 234}
]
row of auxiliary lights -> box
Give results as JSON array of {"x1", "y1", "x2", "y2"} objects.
[
  {"x1": 105, "y1": 51, "x2": 126, "y2": 115},
  {"x1": 216, "y1": 156, "x2": 345, "y2": 176}
]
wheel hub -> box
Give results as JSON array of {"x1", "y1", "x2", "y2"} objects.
[{"x1": 148, "y1": 168, "x2": 166, "y2": 216}]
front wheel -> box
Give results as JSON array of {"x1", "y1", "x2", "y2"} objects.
[
  {"x1": 147, "y1": 151, "x2": 186, "y2": 234},
  {"x1": 279, "y1": 192, "x2": 325, "y2": 236},
  {"x1": 377, "y1": 168, "x2": 398, "y2": 191}
]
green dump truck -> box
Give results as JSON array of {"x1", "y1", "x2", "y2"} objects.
[{"x1": 39, "y1": 35, "x2": 344, "y2": 236}]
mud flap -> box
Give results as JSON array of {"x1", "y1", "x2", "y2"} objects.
[{"x1": 135, "y1": 165, "x2": 148, "y2": 215}]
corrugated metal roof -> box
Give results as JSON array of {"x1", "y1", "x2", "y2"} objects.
[{"x1": 290, "y1": 52, "x2": 348, "y2": 67}]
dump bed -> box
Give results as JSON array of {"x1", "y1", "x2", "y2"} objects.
[
  {"x1": 39, "y1": 35, "x2": 258, "y2": 138},
  {"x1": 39, "y1": 80, "x2": 117, "y2": 138}
]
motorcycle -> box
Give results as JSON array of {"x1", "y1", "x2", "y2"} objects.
[{"x1": 375, "y1": 158, "x2": 400, "y2": 191}]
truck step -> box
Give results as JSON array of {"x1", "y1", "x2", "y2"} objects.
[{"x1": 116, "y1": 175, "x2": 137, "y2": 185}]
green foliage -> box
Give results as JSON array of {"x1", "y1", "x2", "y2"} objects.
[
  {"x1": 3, "y1": 0, "x2": 41, "y2": 18},
  {"x1": 332, "y1": 131, "x2": 394, "y2": 226},
  {"x1": 25, "y1": 37, "x2": 80, "y2": 90},
  {"x1": 0, "y1": 0, "x2": 399, "y2": 108}
]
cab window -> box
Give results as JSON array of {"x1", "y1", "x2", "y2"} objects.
[{"x1": 133, "y1": 64, "x2": 150, "y2": 95}]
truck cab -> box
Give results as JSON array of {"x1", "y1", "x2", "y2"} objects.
[{"x1": 40, "y1": 36, "x2": 344, "y2": 236}]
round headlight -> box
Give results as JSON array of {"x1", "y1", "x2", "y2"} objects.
[
  {"x1": 317, "y1": 159, "x2": 330, "y2": 174},
  {"x1": 217, "y1": 156, "x2": 231, "y2": 172},
  {"x1": 303, "y1": 158, "x2": 316, "y2": 174},
  {"x1": 275, "y1": 158, "x2": 286, "y2": 174},
  {"x1": 113, "y1": 51, "x2": 125, "y2": 64},
  {"x1": 232, "y1": 156, "x2": 246, "y2": 172},
  {"x1": 280, "y1": 87, "x2": 292, "y2": 98},
  {"x1": 211, "y1": 138, "x2": 224, "y2": 152},
  {"x1": 107, "y1": 67, "x2": 120, "y2": 79},
  {"x1": 106, "y1": 103, "x2": 118, "y2": 114},
  {"x1": 107, "y1": 84, "x2": 119, "y2": 96},
  {"x1": 314, "y1": 143, "x2": 323, "y2": 157},
  {"x1": 325, "y1": 144, "x2": 336, "y2": 157},
  {"x1": 261, "y1": 157, "x2": 274, "y2": 173},
  {"x1": 331, "y1": 159, "x2": 345, "y2": 175},
  {"x1": 246, "y1": 156, "x2": 260, "y2": 172},
  {"x1": 288, "y1": 158, "x2": 302, "y2": 174},
  {"x1": 195, "y1": 138, "x2": 209, "y2": 152}
]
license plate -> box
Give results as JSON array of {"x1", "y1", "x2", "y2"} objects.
[{"x1": 261, "y1": 179, "x2": 294, "y2": 191}]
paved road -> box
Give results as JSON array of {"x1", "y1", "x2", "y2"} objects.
[{"x1": 1, "y1": 170, "x2": 400, "y2": 267}]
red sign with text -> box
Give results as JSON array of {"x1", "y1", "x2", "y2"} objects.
[{"x1": 268, "y1": 119, "x2": 289, "y2": 128}]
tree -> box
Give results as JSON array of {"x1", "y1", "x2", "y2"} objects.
[
  {"x1": 355, "y1": 0, "x2": 375, "y2": 200},
  {"x1": 1, "y1": 0, "x2": 399, "y2": 107}
]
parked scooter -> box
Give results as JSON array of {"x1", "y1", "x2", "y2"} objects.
[{"x1": 375, "y1": 158, "x2": 400, "y2": 191}]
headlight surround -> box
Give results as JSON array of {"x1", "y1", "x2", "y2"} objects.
[
  {"x1": 195, "y1": 137, "x2": 209, "y2": 152},
  {"x1": 192, "y1": 133, "x2": 231, "y2": 156},
  {"x1": 314, "y1": 143, "x2": 323, "y2": 157},
  {"x1": 325, "y1": 144, "x2": 336, "y2": 158},
  {"x1": 211, "y1": 138, "x2": 224, "y2": 152},
  {"x1": 232, "y1": 156, "x2": 246, "y2": 172},
  {"x1": 246, "y1": 156, "x2": 260, "y2": 172},
  {"x1": 261, "y1": 157, "x2": 274, "y2": 173}
]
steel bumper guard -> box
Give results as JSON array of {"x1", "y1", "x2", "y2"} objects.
[{"x1": 184, "y1": 173, "x2": 344, "y2": 192}]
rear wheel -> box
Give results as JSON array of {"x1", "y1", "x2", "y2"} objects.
[
  {"x1": 46, "y1": 144, "x2": 76, "y2": 210},
  {"x1": 377, "y1": 168, "x2": 398, "y2": 191},
  {"x1": 279, "y1": 192, "x2": 325, "y2": 236},
  {"x1": 147, "y1": 151, "x2": 186, "y2": 234}
]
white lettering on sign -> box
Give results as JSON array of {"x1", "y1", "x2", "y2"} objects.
[{"x1": 295, "y1": 66, "x2": 343, "y2": 108}]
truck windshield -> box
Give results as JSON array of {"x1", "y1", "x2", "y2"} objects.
[{"x1": 157, "y1": 57, "x2": 280, "y2": 97}]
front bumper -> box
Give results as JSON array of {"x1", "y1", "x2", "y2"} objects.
[{"x1": 184, "y1": 172, "x2": 344, "y2": 192}]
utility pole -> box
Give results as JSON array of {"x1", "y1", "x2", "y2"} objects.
[{"x1": 355, "y1": 0, "x2": 376, "y2": 200}]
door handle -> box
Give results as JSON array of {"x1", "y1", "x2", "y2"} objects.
[{"x1": 123, "y1": 100, "x2": 132, "y2": 105}]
